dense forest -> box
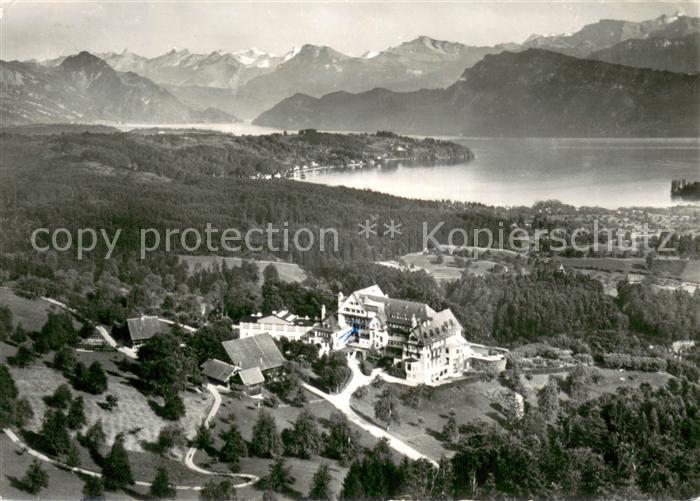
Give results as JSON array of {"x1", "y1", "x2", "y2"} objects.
[
  {"x1": 44, "y1": 128, "x2": 472, "y2": 180},
  {"x1": 0, "y1": 134, "x2": 505, "y2": 266},
  {"x1": 337, "y1": 381, "x2": 700, "y2": 500}
]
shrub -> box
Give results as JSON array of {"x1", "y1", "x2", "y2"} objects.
[{"x1": 19, "y1": 459, "x2": 49, "y2": 494}]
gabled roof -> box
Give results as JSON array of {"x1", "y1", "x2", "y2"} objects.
[
  {"x1": 238, "y1": 366, "x2": 265, "y2": 386},
  {"x1": 379, "y1": 297, "x2": 435, "y2": 326},
  {"x1": 200, "y1": 358, "x2": 238, "y2": 383},
  {"x1": 222, "y1": 333, "x2": 285, "y2": 372},
  {"x1": 126, "y1": 316, "x2": 169, "y2": 343},
  {"x1": 408, "y1": 309, "x2": 462, "y2": 346}
]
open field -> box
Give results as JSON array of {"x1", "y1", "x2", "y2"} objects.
[
  {"x1": 0, "y1": 342, "x2": 235, "y2": 497},
  {"x1": 5, "y1": 349, "x2": 212, "y2": 454},
  {"x1": 350, "y1": 378, "x2": 505, "y2": 459},
  {"x1": 0, "y1": 288, "x2": 81, "y2": 332},
  {"x1": 396, "y1": 253, "x2": 464, "y2": 282},
  {"x1": 584, "y1": 367, "x2": 672, "y2": 399},
  {"x1": 557, "y1": 256, "x2": 700, "y2": 283},
  {"x1": 381, "y1": 252, "x2": 504, "y2": 283},
  {"x1": 516, "y1": 366, "x2": 672, "y2": 404},
  {"x1": 179, "y1": 255, "x2": 307, "y2": 283},
  {"x1": 0, "y1": 432, "x2": 209, "y2": 500},
  {"x1": 577, "y1": 268, "x2": 698, "y2": 297},
  {"x1": 556, "y1": 257, "x2": 700, "y2": 296},
  {"x1": 556, "y1": 256, "x2": 647, "y2": 274},
  {"x1": 652, "y1": 258, "x2": 700, "y2": 282},
  {"x1": 0, "y1": 433, "x2": 88, "y2": 500}
]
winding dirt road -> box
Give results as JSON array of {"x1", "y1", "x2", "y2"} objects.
[{"x1": 301, "y1": 353, "x2": 438, "y2": 466}]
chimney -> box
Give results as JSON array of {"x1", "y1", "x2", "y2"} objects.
[
  {"x1": 411, "y1": 314, "x2": 418, "y2": 329},
  {"x1": 321, "y1": 304, "x2": 327, "y2": 320}
]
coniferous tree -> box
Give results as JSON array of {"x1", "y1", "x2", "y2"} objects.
[
  {"x1": 82, "y1": 476, "x2": 104, "y2": 499},
  {"x1": 20, "y1": 459, "x2": 49, "y2": 494},
  {"x1": 194, "y1": 424, "x2": 214, "y2": 452},
  {"x1": 442, "y1": 410, "x2": 459, "y2": 444},
  {"x1": 282, "y1": 409, "x2": 322, "y2": 459},
  {"x1": 156, "y1": 425, "x2": 186, "y2": 455},
  {"x1": 10, "y1": 324, "x2": 28, "y2": 344},
  {"x1": 8, "y1": 343, "x2": 36, "y2": 367},
  {"x1": 323, "y1": 411, "x2": 360, "y2": 466},
  {"x1": 83, "y1": 361, "x2": 108, "y2": 394},
  {"x1": 0, "y1": 365, "x2": 33, "y2": 428},
  {"x1": 265, "y1": 457, "x2": 293, "y2": 493},
  {"x1": 219, "y1": 423, "x2": 248, "y2": 472},
  {"x1": 0, "y1": 304, "x2": 12, "y2": 341},
  {"x1": 45, "y1": 383, "x2": 73, "y2": 409},
  {"x1": 40, "y1": 408, "x2": 71, "y2": 456},
  {"x1": 160, "y1": 389, "x2": 186, "y2": 420},
  {"x1": 149, "y1": 466, "x2": 176, "y2": 498},
  {"x1": 66, "y1": 439, "x2": 81, "y2": 467},
  {"x1": 52, "y1": 346, "x2": 77, "y2": 375},
  {"x1": 102, "y1": 434, "x2": 134, "y2": 490},
  {"x1": 82, "y1": 419, "x2": 106, "y2": 453},
  {"x1": 251, "y1": 409, "x2": 283, "y2": 458},
  {"x1": 308, "y1": 463, "x2": 332, "y2": 500},
  {"x1": 67, "y1": 396, "x2": 86, "y2": 430},
  {"x1": 537, "y1": 377, "x2": 560, "y2": 422}
]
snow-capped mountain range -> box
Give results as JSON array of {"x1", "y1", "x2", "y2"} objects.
[{"x1": 4, "y1": 12, "x2": 698, "y2": 124}]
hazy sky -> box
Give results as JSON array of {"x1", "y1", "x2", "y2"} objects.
[{"x1": 2, "y1": 1, "x2": 698, "y2": 61}]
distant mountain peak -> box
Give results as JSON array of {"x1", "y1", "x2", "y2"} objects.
[
  {"x1": 293, "y1": 44, "x2": 349, "y2": 61},
  {"x1": 403, "y1": 35, "x2": 459, "y2": 48},
  {"x1": 282, "y1": 46, "x2": 302, "y2": 62},
  {"x1": 387, "y1": 36, "x2": 467, "y2": 57},
  {"x1": 60, "y1": 51, "x2": 111, "y2": 71}
]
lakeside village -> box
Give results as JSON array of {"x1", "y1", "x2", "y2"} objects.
[
  {"x1": 127, "y1": 284, "x2": 507, "y2": 394},
  {"x1": 247, "y1": 129, "x2": 473, "y2": 181}
]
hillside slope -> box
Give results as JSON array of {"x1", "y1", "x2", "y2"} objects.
[
  {"x1": 254, "y1": 49, "x2": 700, "y2": 137},
  {"x1": 1, "y1": 52, "x2": 237, "y2": 125}
]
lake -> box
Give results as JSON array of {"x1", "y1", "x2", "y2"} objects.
[
  {"x1": 302, "y1": 137, "x2": 700, "y2": 209},
  {"x1": 119, "y1": 124, "x2": 700, "y2": 209}
]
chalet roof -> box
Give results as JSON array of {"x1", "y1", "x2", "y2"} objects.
[
  {"x1": 408, "y1": 309, "x2": 461, "y2": 346},
  {"x1": 200, "y1": 359, "x2": 238, "y2": 383},
  {"x1": 238, "y1": 366, "x2": 265, "y2": 386},
  {"x1": 126, "y1": 316, "x2": 169, "y2": 343},
  {"x1": 222, "y1": 333, "x2": 285, "y2": 372},
  {"x1": 375, "y1": 297, "x2": 435, "y2": 326}
]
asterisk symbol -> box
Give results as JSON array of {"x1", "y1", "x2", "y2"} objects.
[
  {"x1": 358, "y1": 219, "x2": 378, "y2": 239},
  {"x1": 383, "y1": 219, "x2": 403, "y2": 239}
]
